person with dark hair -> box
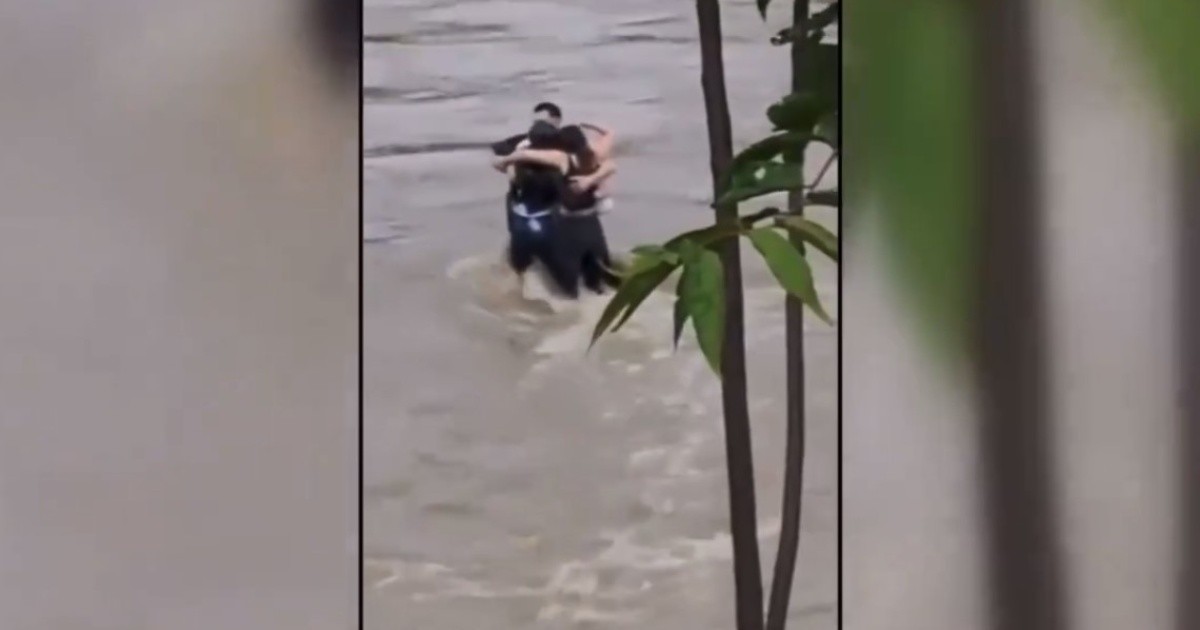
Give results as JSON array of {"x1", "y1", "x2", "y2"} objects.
[
  {"x1": 557, "y1": 124, "x2": 617, "y2": 211},
  {"x1": 493, "y1": 122, "x2": 621, "y2": 295},
  {"x1": 555, "y1": 125, "x2": 621, "y2": 293},
  {"x1": 532, "y1": 102, "x2": 562, "y2": 126},
  {"x1": 492, "y1": 121, "x2": 580, "y2": 298},
  {"x1": 490, "y1": 101, "x2": 624, "y2": 296},
  {"x1": 490, "y1": 102, "x2": 617, "y2": 168},
  {"x1": 491, "y1": 102, "x2": 564, "y2": 156}
]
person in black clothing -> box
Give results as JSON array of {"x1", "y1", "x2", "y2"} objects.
[
  {"x1": 557, "y1": 126, "x2": 620, "y2": 293},
  {"x1": 492, "y1": 102, "x2": 564, "y2": 156},
  {"x1": 491, "y1": 108, "x2": 622, "y2": 296},
  {"x1": 495, "y1": 120, "x2": 580, "y2": 298},
  {"x1": 491, "y1": 103, "x2": 617, "y2": 184}
]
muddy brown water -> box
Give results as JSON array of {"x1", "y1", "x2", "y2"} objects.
[{"x1": 365, "y1": 0, "x2": 839, "y2": 628}]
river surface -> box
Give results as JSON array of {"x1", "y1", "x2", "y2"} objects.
[{"x1": 364, "y1": 1, "x2": 839, "y2": 627}]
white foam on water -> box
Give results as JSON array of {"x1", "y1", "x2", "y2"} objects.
[
  {"x1": 447, "y1": 252, "x2": 585, "y2": 334},
  {"x1": 419, "y1": 251, "x2": 785, "y2": 621},
  {"x1": 378, "y1": 509, "x2": 788, "y2": 624},
  {"x1": 628, "y1": 446, "x2": 669, "y2": 470},
  {"x1": 446, "y1": 251, "x2": 703, "y2": 385}
]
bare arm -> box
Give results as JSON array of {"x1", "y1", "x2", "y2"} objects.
[
  {"x1": 571, "y1": 159, "x2": 617, "y2": 191},
  {"x1": 579, "y1": 122, "x2": 611, "y2": 136},
  {"x1": 498, "y1": 148, "x2": 569, "y2": 173},
  {"x1": 590, "y1": 159, "x2": 617, "y2": 186},
  {"x1": 580, "y1": 123, "x2": 616, "y2": 161}
]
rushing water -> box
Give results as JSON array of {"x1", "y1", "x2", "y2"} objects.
[{"x1": 364, "y1": 0, "x2": 838, "y2": 627}]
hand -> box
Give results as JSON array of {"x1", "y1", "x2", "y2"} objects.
[{"x1": 569, "y1": 176, "x2": 592, "y2": 192}]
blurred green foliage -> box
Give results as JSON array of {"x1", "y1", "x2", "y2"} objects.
[
  {"x1": 1092, "y1": 1, "x2": 1200, "y2": 131},
  {"x1": 846, "y1": 0, "x2": 975, "y2": 362}
]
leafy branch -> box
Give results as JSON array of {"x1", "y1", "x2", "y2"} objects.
[
  {"x1": 591, "y1": 8, "x2": 840, "y2": 377},
  {"x1": 589, "y1": 212, "x2": 836, "y2": 373}
]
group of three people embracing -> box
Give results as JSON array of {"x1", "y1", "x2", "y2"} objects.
[{"x1": 490, "y1": 102, "x2": 621, "y2": 299}]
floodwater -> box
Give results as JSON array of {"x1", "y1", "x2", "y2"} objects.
[{"x1": 364, "y1": 0, "x2": 839, "y2": 628}]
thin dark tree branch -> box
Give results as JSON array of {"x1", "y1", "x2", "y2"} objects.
[
  {"x1": 695, "y1": 0, "x2": 765, "y2": 628},
  {"x1": 972, "y1": 1, "x2": 1067, "y2": 628},
  {"x1": 808, "y1": 152, "x2": 837, "y2": 192},
  {"x1": 1175, "y1": 133, "x2": 1200, "y2": 630},
  {"x1": 766, "y1": 0, "x2": 810, "y2": 628}
]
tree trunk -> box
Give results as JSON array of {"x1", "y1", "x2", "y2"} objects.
[
  {"x1": 693, "y1": 1, "x2": 765, "y2": 629},
  {"x1": 765, "y1": 1, "x2": 809, "y2": 629},
  {"x1": 972, "y1": 1, "x2": 1067, "y2": 629},
  {"x1": 1176, "y1": 134, "x2": 1200, "y2": 630}
]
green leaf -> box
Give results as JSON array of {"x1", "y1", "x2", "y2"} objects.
[
  {"x1": 610, "y1": 262, "x2": 677, "y2": 331},
  {"x1": 714, "y1": 161, "x2": 807, "y2": 207},
  {"x1": 663, "y1": 224, "x2": 743, "y2": 252},
  {"x1": 740, "y1": 206, "x2": 784, "y2": 227},
  {"x1": 678, "y1": 246, "x2": 726, "y2": 374},
  {"x1": 589, "y1": 260, "x2": 677, "y2": 347},
  {"x1": 775, "y1": 215, "x2": 839, "y2": 261},
  {"x1": 591, "y1": 287, "x2": 636, "y2": 348},
  {"x1": 630, "y1": 244, "x2": 668, "y2": 258},
  {"x1": 809, "y1": 1, "x2": 841, "y2": 35},
  {"x1": 770, "y1": 43, "x2": 839, "y2": 128},
  {"x1": 622, "y1": 245, "x2": 680, "y2": 277},
  {"x1": 756, "y1": 0, "x2": 772, "y2": 19},
  {"x1": 672, "y1": 271, "x2": 690, "y2": 350},
  {"x1": 816, "y1": 112, "x2": 838, "y2": 148},
  {"x1": 620, "y1": 253, "x2": 665, "y2": 278},
  {"x1": 746, "y1": 227, "x2": 832, "y2": 324},
  {"x1": 630, "y1": 245, "x2": 681, "y2": 266},
  {"x1": 770, "y1": 27, "x2": 795, "y2": 47},
  {"x1": 766, "y1": 93, "x2": 831, "y2": 133},
  {"x1": 720, "y1": 132, "x2": 822, "y2": 193},
  {"x1": 733, "y1": 132, "x2": 822, "y2": 167},
  {"x1": 1090, "y1": 0, "x2": 1200, "y2": 130},
  {"x1": 676, "y1": 238, "x2": 702, "y2": 262},
  {"x1": 848, "y1": 0, "x2": 973, "y2": 360},
  {"x1": 771, "y1": 3, "x2": 840, "y2": 46}
]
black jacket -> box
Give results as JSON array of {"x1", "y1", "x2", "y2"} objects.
[{"x1": 490, "y1": 134, "x2": 527, "y2": 156}]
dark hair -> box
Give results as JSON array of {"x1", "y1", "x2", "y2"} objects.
[
  {"x1": 526, "y1": 120, "x2": 560, "y2": 149},
  {"x1": 533, "y1": 102, "x2": 563, "y2": 120},
  {"x1": 558, "y1": 125, "x2": 596, "y2": 169}
]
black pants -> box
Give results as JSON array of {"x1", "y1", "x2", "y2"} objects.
[
  {"x1": 506, "y1": 204, "x2": 620, "y2": 298},
  {"x1": 507, "y1": 211, "x2": 581, "y2": 298},
  {"x1": 560, "y1": 213, "x2": 620, "y2": 294}
]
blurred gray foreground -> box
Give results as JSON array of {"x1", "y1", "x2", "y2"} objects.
[
  {"x1": 0, "y1": 2, "x2": 358, "y2": 629},
  {"x1": 844, "y1": 1, "x2": 1180, "y2": 628}
]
